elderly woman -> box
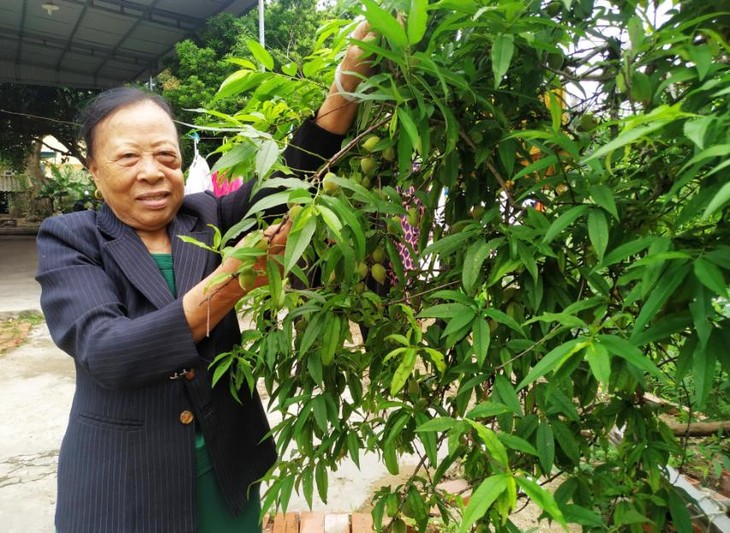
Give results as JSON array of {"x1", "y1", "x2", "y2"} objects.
[{"x1": 36, "y1": 23, "x2": 373, "y2": 533}]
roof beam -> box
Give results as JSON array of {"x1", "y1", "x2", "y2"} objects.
[{"x1": 60, "y1": 0, "x2": 203, "y2": 31}]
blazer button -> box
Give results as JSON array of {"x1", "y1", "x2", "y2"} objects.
[
  {"x1": 179, "y1": 410, "x2": 194, "y2": 425},
  {"x1": 184, "y1": 369, "x2": 196, "y2": 381}
]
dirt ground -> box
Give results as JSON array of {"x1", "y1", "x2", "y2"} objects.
[{"x1": 0, "y1": 312, "x2": 40, "y2": 355}]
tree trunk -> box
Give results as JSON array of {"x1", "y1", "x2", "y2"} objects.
[
  {"x1": 665, "y1": 420, "x2": 730, "y2": 437},
  {"x1": 24, "y1": 139, "x2": 51, "y2": 218}
]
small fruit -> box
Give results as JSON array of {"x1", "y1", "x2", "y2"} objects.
[
  {"x1": 546, "y1": 1, "x2": 562, "y2": 16},
  {"x1": 547, "y1": 52, "x2": 564, "y2": 70},
  {"x1": 360, "y1": 156, "x2": 378, "y2": 176},
  {"x1": 362, "y1": 135, "x2": 380, "y2": 153},
  {"x1": 238, "y1": 267, "x2": 258, "y2": 291},
  {"x1": 470, "y1": 205, "x2": 485, "y2": 220},
  {"x1": 288, "y1": 204, "x2": 304, "y2": 221},
  {"x1": 322, "y1": 172, "x2": 339, "y2": 194},
  {"x1": 406, "y1": 207, "x2": 419, "y2": 227},
  {"x1": 356, "y1": 262, "x2": 369, "y2": 280},
  {"x1": 387, "y1": 215, "x2": 403, "y2": 235},
  {"x1": 371, "y1": 246, "x2": 386, "y2": 264},
  {"x1": 371, "y1": 263, "x2": 387, "y2": 285},
  {"x1": 360, "y1": 175, "x2": 371, "y2": 188},
  {"x1": 391, "y1": 518, "x2": 407, "y2": 533},
  {"x1": 382, "y1": 147, "x2": 395, "y2": 161},
  {"x1": 578, "y1": 114, "x2": 598, "y2": 132}
]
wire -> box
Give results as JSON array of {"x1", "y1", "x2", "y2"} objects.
[{"x1": 0, "y1": 108, "x2": 79, "y2": 127}]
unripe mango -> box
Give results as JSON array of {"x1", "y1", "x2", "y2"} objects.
[{"x1": 371, "y1": 263, "x2": 387, "y2": 285}]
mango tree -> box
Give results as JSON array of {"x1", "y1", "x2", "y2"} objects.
[{"x1": 193, "y1": 0, "x2": 730, "y2": 530}]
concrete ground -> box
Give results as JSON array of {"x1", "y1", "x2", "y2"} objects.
[
  {"x1": 0, "y1": 235, "x2": 562, "y2": 532},
  {"x1": 0, "y1": 235, "x2": 42, "y2": 315}
]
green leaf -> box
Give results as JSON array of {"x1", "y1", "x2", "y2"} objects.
[
  {"x1": 300, "y1": 313, "x2": 324, "y2": 356},
  {"x1": 634, "y1": 262, "x2": 690, "y2": 332},
  {"x1": 281, "y1": 62, "x2": 298, "y2": 76},
  {"x1": 315, "y1": 461, "x2": 328, "y2": 503},
  {"x1": 517, "y1": 338, "x2": 587, "y2": 390},
  {"x1": 561, "y1": 504, "x2": 605, "y2": 527},
  {"x1": 552, "y1": 420, "x2": 580, "y2": 464},
  {"x1": 361, "y1": 0, "x2": 407, "y2": 49},
  {"x1": 536, "y1": 421, "x2": 555, "y2": 473},
  {"x1": 390, "y1": 347, "x2": 418, "y2": 395},
  {"x1": 667, "y1": 488, "x2": 693, "y2": 533},
  {"x1": 590, "y1": 184, "x2": 619, "y2": 220},
  {"x1": 346, "y1": 432, "x2": 361, "y2": 469},
  {"x1": 484, "y1": 308, "x2": 524, "y2": 336},
  {"x1": 407, "y1": 0, "x2": 428, "y2": 45},
  {"x1": 245, "y1": 38, "x2": 274, "y2": 71},
  {"x1": 493, "y1": 375, "x2": 523, "y2": 415},
  {"x1": 543, "y1": 205, "x2": 589, "y2": 243},
  {"x1": 419, "y1": 303, "x2": 472, "y2": 319},
  {"x1": 588, "y1": 209, "x2": 609, "y2": 262},
  {"x1": 415, "y1": 412, "x2": 438, "y2": 466},
  {"x1": 491, "y1": 34, "x2": 515, "y2": 89},
  {"x1": 627, "y1": 16, "x2": 644, "y2": 53},
  {"x1": 471, "y1": 317, "x2": 491, "y2": 367},
  {"x1": 318, "y1": 195, "x2": 365, "y2": 259},
  {"x1": 459, "y1": 475, "x2": 509, "y2": 533},
  {"x1": 255, "y1": 139, "x2": 279, "y2": 178},
  {"x1": 423, "y1": 227, "x2": 482, "y2": 257},
  {"x1": 693, "y1": 336, "x2": 718, "y2": 407},
  {"x1": 689, "y1": 44, "x2": 713, "y2": 80},
  {"x1": 465, "y1": 420, "x2": 509, "y2": 467},
  {"x1": 694, "y1": 258, "x2": 728, "y2": 297},
  {"x1": 516, "y1": 476, "x2": 567, "y2": 527},
  {"x1": 316, "y1": 205, "x2": 344, "y2": 244},
  {"x1": 497, "y1": 433, "x2": 538, "y2": 455},
  {"x1": 416, "y1": 417, "x2": 458, "y2": 432},
  {"x1": 284, "y1": 213, "x2": 317, "y2": 274},
  {"x1": 320, "y1": 314, "x2": 341, "y2": 367},
  {"x1": 596, "y1": 335, "x2": 660, "y2": 377},
  {"x1": 583, "y1": 121, "x2": 671, "y2": 163},
  {"x1": 466, "y1": 402, "x2": 513, "y2": 419},
  {"x1": 463, "y1": 240, "x2": 491, "y2": 294},
  {"x1": 703, "y1": 181, "x2": 730, "y2": 219},
  {"x1": 600, "y1": 236, "x2": 654, "y2": 268},
  {"x1": 683, "y1": 116, "x2": 713, "y2": 149},
  {"x1": 244, "y1": 190, "x2": 291, "y2": 219},
  {"x1": 422, "y1": 347, "x2": 447, "y2": 374},
  {"x1": 585, "y1": 341, "x2": 611, "y2": 389},
  {"x1": 397, "y1": 107, "x2": 423, "y2": 153}
]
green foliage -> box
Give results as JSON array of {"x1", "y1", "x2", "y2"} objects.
[
  {"x1": 0, "y1": 85, "x2": 93, "y2": 170},
  {"x1": 158, "y1": 1, "x2": 345, "y2": 160},
  {"x1": 39, "y1": 164, "x2": 97, "y2": 214},
  {"x1": 192, "y1": 0, "x2": 730, "y2": 530}
]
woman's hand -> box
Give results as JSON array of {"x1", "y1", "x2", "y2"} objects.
[
  {"x1": 334, "y1": 21, "x2": 377, "y2": 96},
  {"x1": 315, "y1": 20, "x2": 377, "y2": 135},
  {"x1": 183, "y1": 218, "x2": 292, "y2": 342}
]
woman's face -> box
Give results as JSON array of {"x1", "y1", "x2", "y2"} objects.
[{"x1": 88, "y1": 100, "x2": 184, "y2": 236}]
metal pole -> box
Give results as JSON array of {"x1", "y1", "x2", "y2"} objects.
[{"x1": 258, "y1": 0, "x2": 265, "y2": 47}]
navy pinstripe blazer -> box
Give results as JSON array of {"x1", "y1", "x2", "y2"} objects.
[{"x1": 36, "y1": 120, "x2": 343, "y2": 533}]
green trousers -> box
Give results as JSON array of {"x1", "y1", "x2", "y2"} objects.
[{"x1": 196, "y1": 432, "x2": 262, "y2": 532}]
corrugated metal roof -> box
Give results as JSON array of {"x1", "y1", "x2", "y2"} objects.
[
  {"x1": 0, "y1": 175, "x2": 25, "y2": 192},
  {"x1": 0, "y1": 0, "x2": 258, "y2": 89}
]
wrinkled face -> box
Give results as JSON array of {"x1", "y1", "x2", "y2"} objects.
[{"x1": 88, "y1": 100, "x2": 184, "y2": 236}]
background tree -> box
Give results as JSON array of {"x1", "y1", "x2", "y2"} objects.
[
  {"x1": 0, "y1": 85, "x2": 93, "y2": 172},
  {"x1": 158, "y1": 0, "x2": 348, "y2": 162}
]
